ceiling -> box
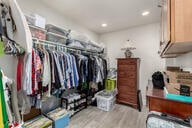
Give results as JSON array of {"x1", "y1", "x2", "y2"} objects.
[{"x1": 41, "y1": 0, "x2": 161, "y2": 34}]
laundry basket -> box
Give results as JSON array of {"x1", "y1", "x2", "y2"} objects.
[{"x1": 95, "y1": 90, "x2": 116, "y2": 111}]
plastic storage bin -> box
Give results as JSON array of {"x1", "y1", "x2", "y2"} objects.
[
  {"x1": 105, "y1": 79, "x2": 116, "y2": 91},
  {"x1": 46, "y1": 24, "x2": 70, "y2": 37},
  {"x1": 46, "y1": 32, "x2": 67, "y2": 44},
  {"x1": 95, "y1": 90, "x2": 116, "y2": 111},
  {"x1": 25, "y1": 14, "x2": 46, "y2": 28},
  {"x1": 23, "y1": 115, "x2": 53, "y2": 128},
  {"x1": 29, "y1": 25, "x2": 46, "y2": 40},
  {"x1": 46, "y1": 108, "x2": 70, "y2": 128},
  {"x1": 25, "y1": 14, "x2": 36, "y2": 26}
]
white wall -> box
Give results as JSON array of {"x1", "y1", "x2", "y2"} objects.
[
  {"x1": 17, "y1": 0, "x2": 99, "y2": 42},
  {"x1": 166, "y1": 52, "x2": 192, "y2": 71},
  {"x1": 99, "y1": 23, "x2": 165, "y2": 103}
]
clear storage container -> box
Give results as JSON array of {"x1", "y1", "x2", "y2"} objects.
[{"x1": 95, "y1": 90, "x2": 116, "y2": 111}]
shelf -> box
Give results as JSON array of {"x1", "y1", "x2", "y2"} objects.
[
  {"x1": 62, "y1": 96, "x2": 87, "y2": 104},
  {"x1": 74, "y1": 102, "x2": 87, "y2": 109},
  {"x1": 28, "y1": 24, "x2": 103, "y2": 53},
  {"x1": 47, "y1": 32, "x2": 68, "y2": 39},
  {"x1": 32, "y1": 38, "x2": 101, "y2": 54},
  {"x1": 71, "y1": 106, "x2": 87, "y2": 117},
  {"x1": 28, "y1": 24, "x2": 47, "y2": 32}
]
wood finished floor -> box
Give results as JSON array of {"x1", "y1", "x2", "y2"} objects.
[{"x1": 68, "y1": 104, "x2": 148, "y2": 128}]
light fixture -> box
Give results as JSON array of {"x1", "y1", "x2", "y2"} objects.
[
  {"x1": 142, "y1": 11, "x2": 150, "y2": 16},
  {"x1": 101, "y1": 23, "x2": 108, "y2": 27}
]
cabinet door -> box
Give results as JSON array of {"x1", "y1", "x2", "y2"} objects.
[
  {"x1": 174, "y1": 0, "x2": 192, "y2": 43},
  {"x1": 160, "y1": 0, "x2": 171, "y2": 55},
  {"x1": 163, "y1": 0, "x2": 171, "y2": 44}
]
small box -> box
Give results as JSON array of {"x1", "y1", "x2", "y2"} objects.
[
  {"x1": 95, "y1": 90, "x2": 116, "y2": 111},
  {"x1": 166, "y1": 66, "x2": 181, "y2": 72},
  {"x1": 46, "y1": 32, "x2": 67, "y2": 44},
  {"x1": 46, "y1": 108, "x2": 70, "y2": 128},
  {"x1": 25, "y1": 14, "x2": 36, "y2": 26},
  {"x1": 105, "y1": 79, "x2": 116, "y2": 91},
  {"x1": 29, "y1": 26, "x2": 46, "y2": 40},
  {"x1": 23, "y1": 115, "x2": 53, "y2": 128},
  {"x1": 25, "y1": 14, "x2": 46, "y2": 29},
  {"x1": 46, "y1": 24, "x2": 70, "y2": 37},
  {"x1": 33, "y1": 14, "x2": 46, "y2": 29}
]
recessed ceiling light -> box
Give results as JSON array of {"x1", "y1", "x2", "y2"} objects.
[
  {"x1": 101, "y1": 23, "x2": 108, "y2": 27},
  {"x1": 142, "y1": 11, "x2": 150, "y2": 16}
]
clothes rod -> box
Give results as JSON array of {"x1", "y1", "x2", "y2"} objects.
[{"x1": 32, "y1": 38, "x2": 102, "y2": 54}]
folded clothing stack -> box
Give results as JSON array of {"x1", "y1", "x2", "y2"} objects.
[
  {"x1": 23, "y1": 115, "x2": 52, "y2": 128},
  {"x1": 47, "y1": 108, "x2": 68, "y2": 120},
  {"x1": 46, "y1": 108, "x2": 70, "y2": 128}
]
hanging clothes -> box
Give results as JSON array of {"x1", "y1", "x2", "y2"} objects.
[
  {"x1": 0, "y1": 96, "x2": 4, "y2": 128},
  {"x1": 16, "y1": 55, "x2": 24, "y2": 91},
  {"x1": 16, "y1": 41, "x2": 107, "y2": 112},
  {"x1": 22, "y1": 53, "x2": 32, "y2": 95},
  {"x1": 0, "y1": 69, "x2": 8, "y2": 128}
]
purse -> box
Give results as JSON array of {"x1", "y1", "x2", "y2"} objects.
[{"x1": 152, "y1": 71, "x2": 165, "y2": 89}]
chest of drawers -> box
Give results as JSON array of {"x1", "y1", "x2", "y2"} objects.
[{"x1": 117, "y1": 58, "x2": 140, "y2": 109}]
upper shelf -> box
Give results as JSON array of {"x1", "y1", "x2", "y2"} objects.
[
  {"x1": 28, "y1": 24, "x2": 47, "y2": 32},
  {"x1": 32, "y1": 38, "x2": 102, "y2": 54}
]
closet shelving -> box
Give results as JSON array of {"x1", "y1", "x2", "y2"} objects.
[
  {"x1": 29, "y1": 24, "x2": 105, "y2": 117},
  {"x1": 61, "y1": 94, "x2": 87, "y2": 117},
  {"x1": 29, "y1": 24, "x2": 103, "y2": 54},
  {"x1": 46, "y1": 31, "x2": 68, "y2": 39},
  {"x1": 28, "y1": 24, "x2": 47, "y2": 32},
  {"x1": 32, "y1": 38, "x2": 102, "y2": 54}
]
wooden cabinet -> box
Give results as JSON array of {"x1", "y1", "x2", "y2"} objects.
[
  {"x1": 147, "y1": 86, "x2": 192, "y2": 119},
  {"x1": 160, "y1": 0, "x2": 192, "y2": 58},
  {"x1": 117, "y1": 58, "x2": 140, "y2": 109}
]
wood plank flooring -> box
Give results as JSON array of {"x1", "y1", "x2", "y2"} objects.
[{"x1": 68, "y1": 104, "x2": 148, "y2": 128}]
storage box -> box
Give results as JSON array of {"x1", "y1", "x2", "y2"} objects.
[
  {"x1": 46, "y1": 24, "x2": 70, "y2": 37},
  {"x1": 33, "y1": 14, "x2": 46, "y2": 29},
  {"x1": 46, "y1": 32, "x2": 67, "y2": 44},
  {"x1": 25, "y1": 14, "x2": 36, "y2": 26},
  {"x1": 166, "y1": 71, "x2": 192, "y2": 84},
  {"x1": 95, "y1": 90, "x2": 116, "y2": 111},
  {"x1": 105, "y1": 79, "x2": 116, "y2": 91},
  {"x1": 166, "y1": 66, "x2": 181, "y2": 72},
  {"x1": 23, "y1": 115, "x2": 53, "y2": 128},
  {"x1": 25, "y1": 14, "x2": 46, "y2": 29},
  {"x1": 166, "y1": 83, "x2": 192, "y2": 96},
  {"x1": 29, "y1": 26, "x2": 46, "y2": 40},
  {"x1": 46, "y1": 108, "x2": 70, "y2": 128}
]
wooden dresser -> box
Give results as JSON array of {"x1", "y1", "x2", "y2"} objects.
[{"x1": 117, "y1": 58, "x2": 140, "y2": 109}]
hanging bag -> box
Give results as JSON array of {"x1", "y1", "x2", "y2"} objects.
[{"x1": 0, "y1": 2, "x2": 25, "y2": 56}]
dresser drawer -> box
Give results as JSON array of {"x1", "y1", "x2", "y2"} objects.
[
  {"x1": 117, "y1": 79, "x2": 136, "y2": 88},
  {"x1": 118, "y1": 64, "x2": 136, "y2": 71},
  {"x1": 117, "y1": 94, "x2": 137, "y2": 104},
  {"x1": 118, "y1": 85, "x2": 137, "y2": 94},
  {"x1": 118, "y1": 59, "x2": 137, "y2": 65},
  {"x1": 118, "y1": 71, "x2": 136, "y2": 78}
]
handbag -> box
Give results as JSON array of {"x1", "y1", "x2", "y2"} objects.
[{"x1": 152, "y1": 71, "x2": 165, "y2": 89}]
